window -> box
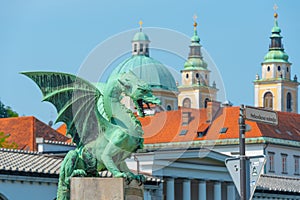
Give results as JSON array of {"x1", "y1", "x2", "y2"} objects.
[
  {"x1": 281, "y1": 154, "x2": 288, "y2": 174},
  {"x1": 278, "y1": 66, "x2": 281, "y2": 71},
  {"x1": 294, "y1": 156, "x2": 300, "y2": 175},
  {"x1": 204, "y1": 98, "x2": 210, "y2": 108},
  {"x1": 179, "y1": 130, "x2": 188, "y2": 136},
  {"x1": 268, "y1": 152, "x2": 275, "y2": 172},
  {"x1": 181, "y1": 112, "x2": 191, "y2": 125},
  {"x1": 264, "y1": 92, "x2": 273, "y2": 109},
  {"x1": 134, "y1": 44, "x2": 137, "y2": 52},
  {"x1": 186, "y1": 73, "x2": 189, "y2": 79},
  {"x1": 140, "y1": 44, "x2": 143, "y2": 52},
  {"x1": 195, "y1": 73, "x2": 199, "y2": 79},
  {"x1": 287, "y1": 67, "x2": 289, "y2": 72},
  {"x1": 267, "y1": 66, "x2": 270, "y2": 71},
  {"x1": 182, "y1": 98, "x2": 191, "y2": 108},
  {"x1": 166, "y1": 105, "x2": 172, "y2": 111},
  {"x1": 219, "y1": 127, "x2": 228, "y2": 134},
  {"x1": 145, "y1": 44, "x2": 149, "y2": 54},
  {"x1": 287, "y1": 92, "x2": 292, "y2": 112}
]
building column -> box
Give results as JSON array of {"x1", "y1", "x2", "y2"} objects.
[
  {"x1": 183, "y1": 179, "x2": 191, "y2": 200},
  {"x1": 198, "y1": 180, "x2": 206, "y2": 200},
  {"x1": 166, "y1": 178, "x2": 175, "y2": 200},
  {"x1": 214, "y1": 181, "x2": 221, "y2": 200},
  {"x1": 227, "y1": 183, "x2": 236, "y2": 200}
]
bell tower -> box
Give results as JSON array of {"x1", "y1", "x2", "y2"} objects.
[
  {"x1": 254, "y1": 7, "x2": 299, "y2": 112},
  {"x1": 178, "y1": 15, "x2": 218, "y2": 109}
]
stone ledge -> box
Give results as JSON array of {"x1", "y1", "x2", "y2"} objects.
[{"x1": 70, "y1": 177, "x2": 144, "y2": 200}]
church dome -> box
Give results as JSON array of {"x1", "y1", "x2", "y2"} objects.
[
  {"x1": 264, "y1": 50, "x2": 289, "y2": 63},
  {"x1": 184, "y1": 57, "x2": 207, "y2": 70},
  {"x1": 112, "y1": 55, "x2": 178, "y2": 91},
  {"x1": 132, "y1": 32, "x2": 149, "y2": 42}
]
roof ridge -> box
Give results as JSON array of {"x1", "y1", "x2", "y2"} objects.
[
  {"x1": 44, "y1": 139, "x2": 75, "y2": 146},
  {"x1": 261, "y1": 173, "x2": 300, "y2": 180},
  {"x1": 0, "y1": 147, "x2": 39, "y2": 155}
]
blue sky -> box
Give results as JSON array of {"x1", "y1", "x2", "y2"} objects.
[{"x1": 0, "y1": 1, "x2": 299, "y2": 125}]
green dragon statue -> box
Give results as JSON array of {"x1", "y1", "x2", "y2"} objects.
[{"x1": 22, "y1": 71, "x2": 160, "y2": 200}]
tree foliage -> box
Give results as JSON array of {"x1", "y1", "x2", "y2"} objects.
[
  {"x1": 0, "y1": 100, "x2": 18, "y2": 118},
  {"x1": 0, "y1": 132, "x2": 18, "y2": 149}
]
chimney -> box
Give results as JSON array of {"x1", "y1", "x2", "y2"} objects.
[{"x1": 206, "y1": 100, "x2": 221, "y2": 122}]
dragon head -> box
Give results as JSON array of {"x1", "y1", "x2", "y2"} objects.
[{"x1": 118, "y1": 72, "x2": 161, "y2": 117}]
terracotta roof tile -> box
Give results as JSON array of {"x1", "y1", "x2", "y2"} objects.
[
  {"x1": 0, "y1": 116, "x2": 71, "y2": 151},
  {"x1": 42, "y1": 107, "x2": 300, "y2": 145},
  {"x1": 141, "y1": 106, "x2": 300, "y2": 144}
]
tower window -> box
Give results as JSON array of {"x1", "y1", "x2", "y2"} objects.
[
  {"x1": 186, "y1": 73, "x2": 189, "y2": 79},
  {"x1": 287, "y1": 67, "x2": 289, "y2": 72},
  {"x1": 287, "y1": 92, "x2": 292, "y2": 112},
  {"x1": 145, "y1": 44, "x2": 149, "y2": 55},
  {"x1": 140, "y1": 44, "x2": 143, "y2": 52},
  {"x1": 195, "y1": 73, "x2": 199, "y2": 79},
  {"x1": 183, "y1": 98, "x2": 191, "y2": 108},
  {"x1": 278, "y1": 66, "x2": 281, "y2": 71},
  {"x1": 267, "y1": 66, "x2": 270, "y2": 72},
  {"x1": 264, "y1": 92, "x2": 273, "y2": 109},
  {"x1": 134, "y1": 44, "x2": 137, "y2": 52},
  {"x1": 204, "y1": 98, "x2": 210, "y2": 108}
]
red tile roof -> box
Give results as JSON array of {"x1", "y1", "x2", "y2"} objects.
[
  {"x1": 0, "y1": 116, "x2": 70, "y2": 151},
  {"x1": 140, "y1": 106, "x2": 300, "y2": 144},
  {"x1": 49, "y1": 106, "x2": 300, "y2": 145}
]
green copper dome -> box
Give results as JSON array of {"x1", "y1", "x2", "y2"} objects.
[
  {"x1": 132, "y1": 32, "x2": 149, "y2": 42},
  {"x1": 112, "y1": 55, "x2": 178, "y2": 91},
  {"x1": 184, "y1": 57, "x2": 207, "y2": 70},
  {"x1": 264, "y1": 50, "x2": 289, "y2": 63}
]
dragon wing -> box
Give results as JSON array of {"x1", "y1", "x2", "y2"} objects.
[{"x1": 22, "y1": 71, "x2": 108, "y2": 146}]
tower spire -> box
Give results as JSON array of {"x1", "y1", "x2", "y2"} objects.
[
  {"x1": 254, "y1": 5, "x2": 299, "y2": 113},
  {"x1": 139, "y1": 20, "x2": 143, "y2": 32}
]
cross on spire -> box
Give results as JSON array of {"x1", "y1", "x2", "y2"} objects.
[
  {"x1": 273, "y1": 4, "x2": 278, "y2": 18},
  {"x1": 193, "y1": 14, "x2": 198, "y2": 30},
  {"x1": 139, "y1": 20, "x2": 143, "y2": 32}
]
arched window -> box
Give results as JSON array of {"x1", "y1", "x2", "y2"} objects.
[
  {"x1": 287, "y1": 92, "x2": 292, "y2": 112},
  {"x1": 204, "y1": 98, "x2": 210, "y2": 108},
  {"x1": 183, "y1": 98, "x2": 191, "y2": 108},
  {"x1": 166, "y1": 105, "x2": 172, "y2": 111},
  {"x1": 264, "y1": 92, "x2": 273, "y2": 109}
]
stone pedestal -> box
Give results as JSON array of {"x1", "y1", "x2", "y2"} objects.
[{"x1": 70, "y1": 177, "x2": 144, "y2": 200}]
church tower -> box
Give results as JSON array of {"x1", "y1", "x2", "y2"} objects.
[
  {"x1": 178, "y1": 17, "x2": 218, "y2": 109},
  {"x1": 254, "y1": 9, "x2": 299, "y2": 113}
]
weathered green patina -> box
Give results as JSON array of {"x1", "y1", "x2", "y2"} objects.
[{"x1": 22, "y1": 71, "x2": 160, "y2": 200}]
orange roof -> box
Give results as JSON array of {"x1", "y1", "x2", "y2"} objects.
[
  {"x1": 140, "y1": 106, "x2": 300, "y2": 144},
  {"x1": 51, "y1": 106, "x2": 300, "y2": 145},
  {"x1": 56, "y1": 123, "x2": 67, "y2": 135},
  {"x1": 0, "y1": 116, "x2": 70, "y2": 151}
]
